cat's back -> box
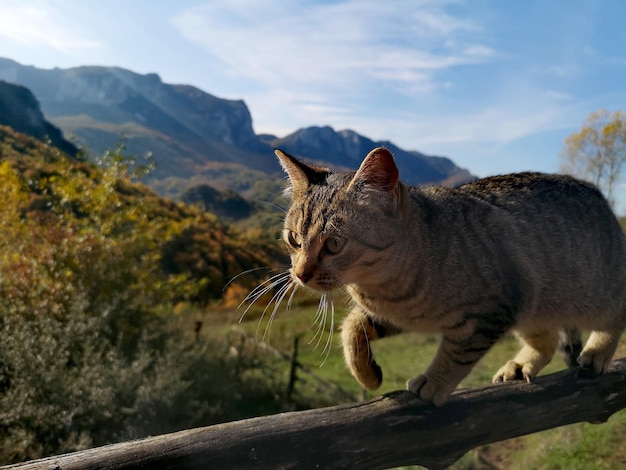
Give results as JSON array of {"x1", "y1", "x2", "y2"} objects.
[
  {"x1": 438, "y1": 172, "x2": 619, "y2": 234},
  {"x1": 457, "y1": 172, "x2": 604, "y2": 210},
  {"x1": 412, "y1": 172, "x2": 610, "y2": 224},
  {"x1": 408, "y1": 171, "x2": 626, "y2": 308}
]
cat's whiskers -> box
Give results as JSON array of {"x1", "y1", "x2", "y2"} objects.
[
  {"x1": 358, "y1": 315, "x2": 373, "y2": 361},
  {"x1": 238, "y1": 271, "x2": 292, "y2": 323},
  {"x1": 225, "y1": 266, "x2": 279, "y2": 291},
  {"x1": 286, "y1": 282, "x2": 299, "y2": 310},
  {"x1": 320, "y1": 291, "x2": 335, "y2": 367},
  {"x1": 260, "y1": 279, "x2": 296, "y2": 343},
  {"x1": 309, "y1": 291, "x2": 328, "y2": 351},
  {"x1": 308, "y1": 290, "x2": 336, "y2": 367},
  {"x1": 258, "y1": 199, "x2": 289, "y2": 214}
]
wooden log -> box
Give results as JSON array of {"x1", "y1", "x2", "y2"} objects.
[{"x1": 5, "y1": 358, "x2": 626, "y2": 470}]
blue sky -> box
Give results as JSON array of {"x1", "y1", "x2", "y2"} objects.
[{"x1": 1, "y1": 0, "x2": 625, "y2": 207}]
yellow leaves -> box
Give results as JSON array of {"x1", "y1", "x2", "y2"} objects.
[
  {"x1": 560, "y1": 109, "x2": 626, "y2": 208},
  {"x1": 0, "y1": 161, "x2": 28, "y2": 216},
  {"x1": 223, "y1": 283, "x2": 250, "y2": 309},
  {"x1": 1, "y1": 126, "x2": 283, "y2": 314}
]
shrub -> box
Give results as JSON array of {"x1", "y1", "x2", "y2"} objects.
[{"x1": 0, "y1": 305, "x2": 290, "y2": 463}]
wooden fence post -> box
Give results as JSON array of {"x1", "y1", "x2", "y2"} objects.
[{"x1": 286, "y1": 335, "x2": 299, "y2": 402}]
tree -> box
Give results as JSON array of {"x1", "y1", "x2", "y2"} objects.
[{"x1": 560, "y1": 109, "x2": 626, "y2": 208}]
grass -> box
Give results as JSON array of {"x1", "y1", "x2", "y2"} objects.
[
  {"x1": 209, "y1": 294, "x2": 562, "y2": 396},
  {"x1": 196, "y1": 294, "x2": 626, "y2": 469}
]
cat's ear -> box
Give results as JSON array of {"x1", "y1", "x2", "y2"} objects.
[
  {"x1": 275, "y1": 149, "x2": 331, "y2": 196},
  {"x1": 348, "y1": 147, "x2": 399, "y2": 195}
]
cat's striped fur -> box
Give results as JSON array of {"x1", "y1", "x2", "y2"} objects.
[{"x1": 276, "y1": 147, "x2": 626, "y2": 405}]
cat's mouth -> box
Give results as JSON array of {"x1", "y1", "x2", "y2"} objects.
[{"x1": 291, "y1": 272, "x2": 339, "y2": 292}]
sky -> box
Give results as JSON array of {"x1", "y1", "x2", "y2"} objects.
[{"x1": 0, "y1": 0, "x2": 625, "y2": 207}]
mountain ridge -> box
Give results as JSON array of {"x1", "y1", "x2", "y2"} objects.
[
  {"x1": 0, "y1": 79, "x2": 78, "y2": 157},
  {"x1": 270, "y1": 125, "x2": 472, "y2": 186},
  {"x1": 0, "y1": 57, "x2": 473, "y2": 197}
]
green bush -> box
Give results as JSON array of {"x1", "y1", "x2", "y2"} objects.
[
  {"x1": 0, "y1": 129, "x2": 295, "y2": 463},
  {"x1": 0, "y1": 304, "x2": 292, "y2": 463}
]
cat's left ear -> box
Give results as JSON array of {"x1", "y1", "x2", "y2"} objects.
[
  {"x1": 348, "y1": 147, "x2": 399, "y2": 196},
  {"x1": 275, "y1": 149, "x2": 331, "y2": 196}
]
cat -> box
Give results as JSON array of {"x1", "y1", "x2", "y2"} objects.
[{"x1": 275, "y1": 146, "x2": 626, "y2": 406}]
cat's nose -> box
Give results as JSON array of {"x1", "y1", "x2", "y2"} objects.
[{"x1": 295, "y1": 271, "x2": 313, "y2": 284}]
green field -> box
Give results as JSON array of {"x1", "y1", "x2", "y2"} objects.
[{"x1": 201, "y1": 294, "x2": 626, "y2": 470}]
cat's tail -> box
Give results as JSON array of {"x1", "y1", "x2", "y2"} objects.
[{"x1": 558, "y1": 328, "x2": 583, "y2": 368}]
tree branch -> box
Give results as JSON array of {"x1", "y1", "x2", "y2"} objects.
[{"x1": 5, "y1": 358, "x2": 626, "y2": 470}]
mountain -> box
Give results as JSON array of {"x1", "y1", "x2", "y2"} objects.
[
  {"x1": 0, "y1": 80, "x2": 78, "y2": 157},
  {"x1": 270, "y1": 126, "x2": 472, "y2": 186},
  {"x1": 181, "y1": 184, "x2": 258, "y2": 222},
  {"x1": 0, "y1": 58, "x2": 278, "y2": 198},
  {"x1": 0, "y1": 57, "x2": 473, "y2": 198}
]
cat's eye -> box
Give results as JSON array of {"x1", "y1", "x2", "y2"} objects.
[
  {"x1": 286, "y1": 230, "x2": 301, "y2": 249},
  {"x1": 324, "y1": 236, "x2": 346, "y2": 254}
]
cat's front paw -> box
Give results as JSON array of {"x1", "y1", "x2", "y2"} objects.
[
  {"x1": 406, "y1": 375, "x2": 453, "y2": 406},
  {"x1": 576, "y1": 330, "x2": 620, "y2": 375},
  {"x1": 492, "y1": 360, "x2": 533, "y2": 383},
  {"x1": 355, "y1": 359, "x2": 383, "y2": 390},
  {"x1": 578, "y1": 349, "x2": 612, "y2": 375}
]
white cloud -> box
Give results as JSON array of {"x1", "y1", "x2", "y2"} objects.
[
  {"x1": 170, "y1": 0, "x2": 602, "y2": 168},
  {"x1": 412, "y1": 8, "x2": 476, "y2": 35},
  {"x1": 172, "y1": 0, "x2": 594, "y2": 162},
  {"x1": 171, "y1": 0, "x2": 493, "y2": 94},
  {"x1": 0, "y1": 2, "x2": 102, "y2": 54}
]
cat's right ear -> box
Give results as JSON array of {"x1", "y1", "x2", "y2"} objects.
[
  {"x1": 348, "y1": 147, "x2": 399, "y2": 195},
  {"x1": 275, "y1": 149, "x2": 330, "y2": 197}
]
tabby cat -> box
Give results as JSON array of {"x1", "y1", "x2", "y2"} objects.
[{"x1": 275, "y1": 147, "x2": 626, "y2": 405}]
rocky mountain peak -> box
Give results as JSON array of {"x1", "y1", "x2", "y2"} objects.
[
  {"x1": 0, "y1": 58, "x2": 263, "y2": 152},
  {"x1": 0, "y1": 80, "x2": 78, "y2": 157},
  {"x1": 271, "y1": 125, "x2": 473, "y2": 186}
]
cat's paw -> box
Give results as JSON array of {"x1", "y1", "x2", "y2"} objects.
[
  {"x1": 578, "y1": 349, "x2": 612, "y2": 375},
  {"x1": 492, "y1": 360, "x2": 534, "y2": 383},
  {"x1": 354, "y1": 360, "x2": 383, "y2": 390},
  {"x1": 406, "y1": 375, "x2": 452, "y2": 406}
]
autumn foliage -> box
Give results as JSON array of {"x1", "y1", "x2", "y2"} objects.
[
  {"x1": 0, "y1": 125, "x2": 284, "y2": 308},
  {"x1": 0, "y1": 126, "x2": 289, "y2": 462},
  {"x1": 561, "y1": 109, "x2": 626, "y2": 208}
]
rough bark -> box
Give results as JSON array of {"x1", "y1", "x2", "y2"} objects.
[{"x1": 5, "y1": 359, "x2": 626, "y2": 470}]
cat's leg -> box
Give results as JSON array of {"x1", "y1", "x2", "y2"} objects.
[
  {"x1": 558, "y1": 327, "x2": 583, "y2": 368},
  {"x1": 578, "y1": 327, "x2": 623, "y2": 374},
  {"x1": 341, "y1": 307, "x2": 402, "y2": 390},
  {"x1": 493, "y1": 329, "x2": 559, "y2": 383},
  {"x1": 408, "y1": 319, "x2": 509, "y2": 406}
]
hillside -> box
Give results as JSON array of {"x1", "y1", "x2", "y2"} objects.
[
  {"x1": 0, "y1": 80, "x2": 78, "y2": 157},
  {"x1": 0, "y1": 124, "x2": 284, "y2": 304},
  {"x1": 0, "y1": 57, "x2": 473, "y2": 199}
]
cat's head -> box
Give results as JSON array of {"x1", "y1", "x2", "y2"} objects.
[{"x1": 276, "y1": 147, "x2": 405, "y2": 292}]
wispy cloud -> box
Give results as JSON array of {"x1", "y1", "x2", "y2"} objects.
[
  {"x1": 169, "y1": 0, "x2": 623, "y2": 172},
  {"x1": 172, "y1": 0, "x2": 493, "y2": 95},
  {"x1": 171, "y1": 0, "x2": 503, "y2": 144},
  {"x1": 0, "y1": 2, "x2": 102, "y2": 54}
]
